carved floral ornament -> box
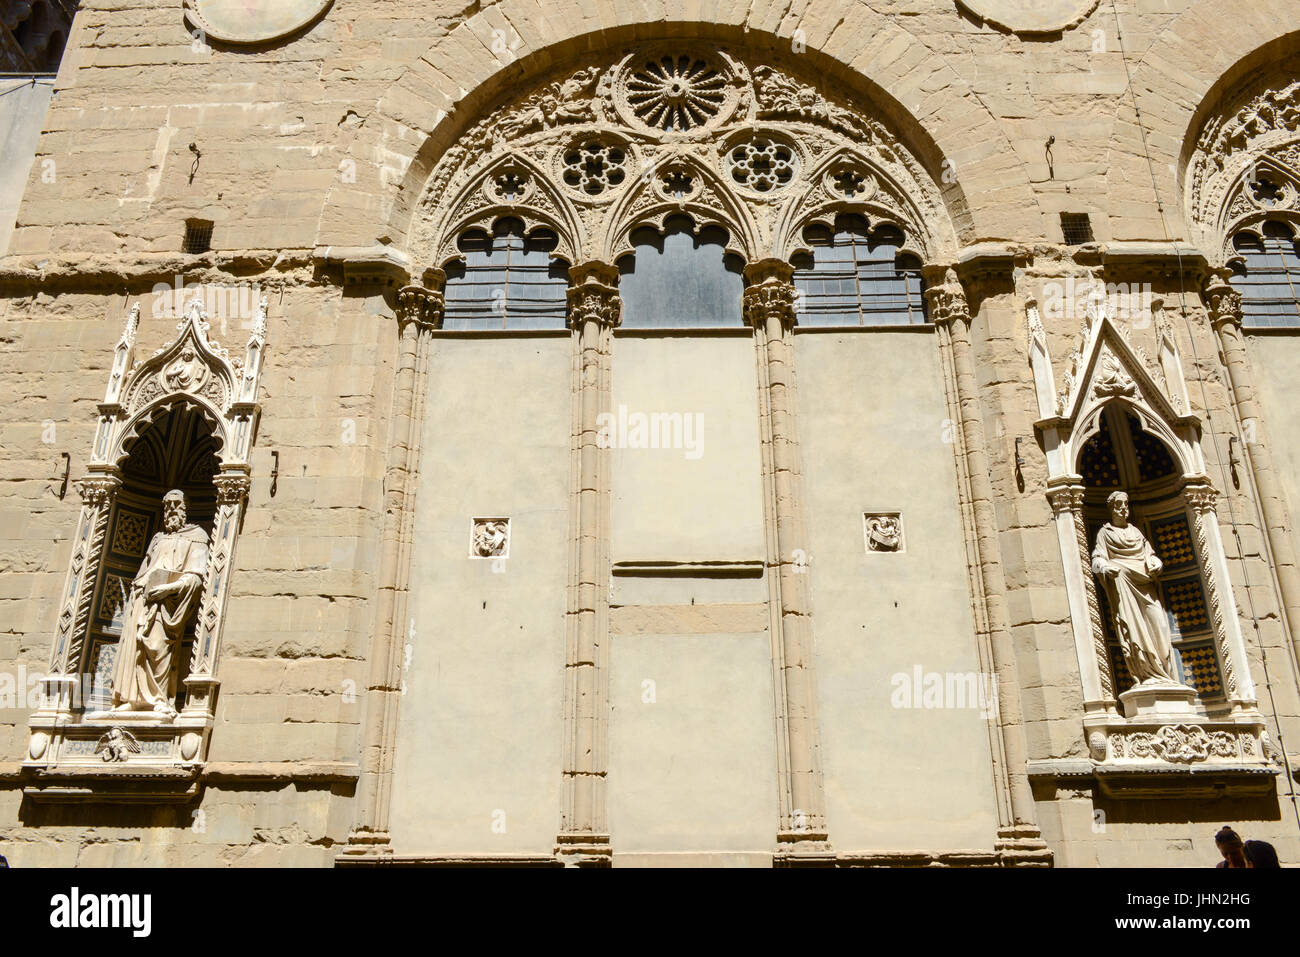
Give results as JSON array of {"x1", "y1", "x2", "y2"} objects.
[
  {"x1": 1188, "y1": 56, "x2": 1300, "y2": 257},
  {"x1": 410, "y1": 44, "x2": 955, "y2": 273}
]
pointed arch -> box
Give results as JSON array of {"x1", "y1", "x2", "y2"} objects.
[{"x1": 315, "y1": 12, "x2": 1039, "y2": 257}]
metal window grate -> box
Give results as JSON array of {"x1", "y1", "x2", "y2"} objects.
[
  {"x1": 1060, "y1": 213, "x2": 1094, "y2": 246},
  {"x1": 183, "y1": 219, "x2": 213, "y2": 254}
]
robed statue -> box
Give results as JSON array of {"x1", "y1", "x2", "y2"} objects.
[
  {"x1": 1090, "y1": 490, "x2": 1178, "y2": 685},
  {"x1": 110, "y1": 490, "x2": 210, "y2": 717}
]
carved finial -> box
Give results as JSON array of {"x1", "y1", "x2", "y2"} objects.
[
  {"x1": 251, "y1": 296, "x2": 268, "y2": 341},
  {"x1": 1027, "y1": 300, "x2": 1045, "y2": 347},
  {"x1": 123, "y1": 303, "x2": 140, "y2": 343}
]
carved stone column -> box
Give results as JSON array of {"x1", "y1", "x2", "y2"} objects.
[
  {"x1": 1206, "y1": 275, "x2": 1300, "y2": 675},
  {"x1": 1046, "y1": 483, "x2": 1116, "y2": 712},
  {"x1": 744, "y1": 258, "x2": 830, "y2": 855},
  {"x1": 345, "y1": 274, "x2": 444, "y2": 856},
  {"x1": 184, "y1": 468, "x2": 252, "y2": 719},
  {"x1": 41, "y1": 472, "x2": 120, "y2": 712},
  {"x1": 927, "y1": 269, "x2": 1048, "y2": 862},
  {"x1": 1184, "y1": 482, "x2": 1259, "y2": 711},
  {"x1": 556, "y1": 261, "x2": 619, "y2": 865}
]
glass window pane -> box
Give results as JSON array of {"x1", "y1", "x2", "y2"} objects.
[
  {"x1": 443, "y1": 222, "x2": 568, "y2": 330},
  {"x1": 619, "y1": 219, "x2": 744, "y2": 328}
]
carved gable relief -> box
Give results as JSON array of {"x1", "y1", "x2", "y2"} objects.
[
  {"x1": 1036, "y1": 300, "x2": 1194, "y2": 461},
  {"x1": 25, "y1": 299, "x2": 271, "y2": 796},
  {"x1": 409, "y1": 44, "x2": 956, "y2": 273},
  {"x1": 1188, "y1": 55, "x2": 1300, "y2": 257}
]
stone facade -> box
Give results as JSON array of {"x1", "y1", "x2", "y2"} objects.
[{"x1": 0, "y1": 0, "x2": 1299, "y2": 867}]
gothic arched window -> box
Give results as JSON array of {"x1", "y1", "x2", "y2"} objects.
[
  {"x1": 617, "y1": 216, "x2": 744, "y2": 328},
  {"x1": 1228, "y1": 221, "x2": 1300, "y2": 328},
  {"x1": 442, "y1": 219, "x2": 570, "y2": 330},
  {"x1": 792, "y1": 218, "x2": 927, "y2": 326}
]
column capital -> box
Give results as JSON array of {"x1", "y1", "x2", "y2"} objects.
[
  {"x1": 742, "y1": 258, "x2": 797, "y2": 329},
  {"x1": 75, "y1": 473, "x2": 121, "y2": 506},
  {"x1": 213, "y1": 469, "x2": 252, "y2": 506},
  {"x1": 924, "y1": 266, "x2": 970, "y2": 330},
  {"x1": 396, "y1": 274, "x2": 445, "y2": 332},
  {"x1": 1045, "y1": 482, "x2": 1086, "y2": 516},
  {"x1": 567, "y1": 260, "x2": 622, "y2": 329},
  {"x1": 1204, "y1": 273, "x2": 1243, "y2": 333},
  {"x1": 1183, "y1": 481, "x2": 1220, "y2": 513}
]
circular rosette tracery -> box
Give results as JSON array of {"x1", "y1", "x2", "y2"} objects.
[
  {"x1": 560, "y1": 137, "x2": 631, "y2": 198},
  {"x1": 627, "y1": 55, "x2": 725, "y2": 131},
  {"x1": 615, "y1": 48, "x2": 740, "y2": 135},
  {"x1": 726, "y1": 134, "x2": 799, "y2": 194}
]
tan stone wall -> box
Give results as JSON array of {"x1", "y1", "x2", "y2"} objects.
[{"x1": 2, "y1": 0, "x2": 1300, "y2": 866}]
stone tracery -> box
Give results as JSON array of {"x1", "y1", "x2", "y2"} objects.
[
  {"x1": 1188, "y1": 55, "x2": 1300, "y2": 259},
  {"x1": 411, "y1": 44, "x2": 953, "y2": 276}
]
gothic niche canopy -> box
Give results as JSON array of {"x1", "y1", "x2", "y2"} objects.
[
  {"x1": 410, "y1": 44, "x2": 955, "y2": 273},
  {"x1": 24, "y1": 299, "x2": 269, "y2": 801},
  {"x1": 1028, "y1": 297, "x2": 1278, "y2": 797}
]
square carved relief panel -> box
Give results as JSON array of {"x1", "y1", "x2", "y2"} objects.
[
  {"x1": 470, "y1": 518, "x2": 510, "y2": 559},
  {"x1": 863, "y1": 512, "x2": 903, "y2": 553}
]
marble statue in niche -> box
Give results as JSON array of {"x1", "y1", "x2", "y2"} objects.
[
  {"x1": 1090, "y1": 490, "x2": 1178, "y2": 685},
  {"x1": 110, "y1": 490, "x2": 210, "y2": 718}
]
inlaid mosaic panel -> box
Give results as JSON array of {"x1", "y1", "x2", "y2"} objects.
[
  {"x1": 1177, "y1": 641, "x2": 1224, "y2": 699},
  {"x1": 110, "y1": 510, "x2": 150, "y2": 557}
]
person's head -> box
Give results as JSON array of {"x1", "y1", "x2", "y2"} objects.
[
  {"x1": 162, "y1": 490, "x2": 187, "y2": 532},
  {"x1": 1215, "y1": 826, "x2": 1246, "y2": 864},
  {"x1": 1107, "y1": 491, "x2": 1130, "y2": 526},
  {"x1": 1244, "y1": 840, "x2": 1280, "y2": 868}
]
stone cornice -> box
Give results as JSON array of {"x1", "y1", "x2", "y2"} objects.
[
  {"x1": 0, "y1": 250, "x2": 316, "y2": 293},
  {"x1": 947, "y1": 241, "x2": 1213, "y2": 286},
  {"x1": 0, "y1": 761, "x2": 360, "y2": 785},
  {"x1": 314, "y1": 244, "x2": 412, "y2": 288}
]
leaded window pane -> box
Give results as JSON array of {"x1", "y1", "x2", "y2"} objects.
[
  {"x1": 618, "y1": 218, "x2": 744, "y2": 328},
  {"x1": 443, "y1": 220, "x2": 569, "y2": 331},
  {"x1": 1229, "y1": 225, "x2": 1300, "y2": 329},
  {"x1": 792, "y1": 221, "x2": 927, "y2": 326}
]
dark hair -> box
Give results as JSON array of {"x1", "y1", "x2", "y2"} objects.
[
  {"x1": 1215, "y1": 826, "x2": 1243, "y2": 847},
  {"x1": 1243, "y1": 840, "x2": 1280, "y2": 868}
]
